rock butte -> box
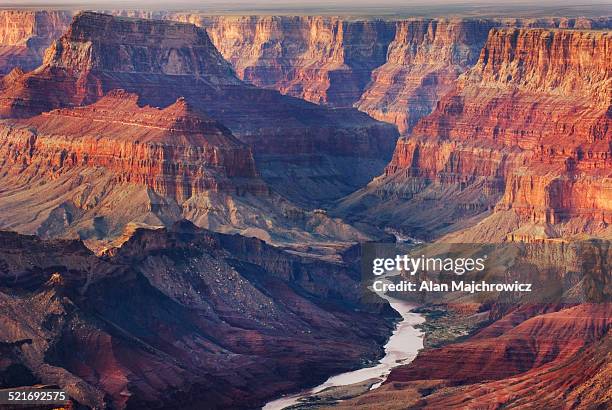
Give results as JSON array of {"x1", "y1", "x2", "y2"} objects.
[
  {"x1": 9, "y1": 90, "x2": 264, "y2": 201},
  {"x1": 0, "y1": 11, "x2": 399, "y2": 205}
]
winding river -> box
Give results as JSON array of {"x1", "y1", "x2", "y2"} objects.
[{"x1": 263, "y1": 291, "x2": 424, "y2": 409}]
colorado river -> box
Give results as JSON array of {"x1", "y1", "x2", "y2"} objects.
[{"x1": 263, "y1": 293, "x2": 424, "y2": 409}]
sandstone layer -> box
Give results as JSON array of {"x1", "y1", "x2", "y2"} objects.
[
  {"x1": 0, "y1": 223, "x2": 397, "y2": 409},
  {"x1": 355, "y1": 18, "x2": 497, "y2": 134},
  {"x1": 336, "y1": 27, "x2": 612, "y2": 241},
  {"x1": 0, "y1": 11, "x2": 71, "y2": 74}
]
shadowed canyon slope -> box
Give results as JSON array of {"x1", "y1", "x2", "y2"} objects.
[
  {"x1": 0, "y1": 223, "x2": 396, "y2": 409},
  {"x1": 0, "y1": 90, "x2": 369, "y2": 252},
  {"x1": 0, "y1": 10, "x2": 71, "y2": 74},
  {"x1": 0, "y1": 12, "x2": 399, "y2": 251},
  {"x1": 0, "y1": 12, "x2": 398, "y2": 205},
  {"x1": 335, "y1": 27, "x2": 612, "y2": 241}
]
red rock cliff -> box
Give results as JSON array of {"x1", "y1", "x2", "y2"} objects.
[
  {"x1": 0, "y1": 90, "x2": 263, "y2": 202},
  {"x1": 356, "y1": 19, "x2": 497, "y2": 134},
  {"x1": 0, "y1": 10, "x2": 71, "y2": 74},
  {"x1": 336, "y1": 27, "x2": 611, "y2": 240}
]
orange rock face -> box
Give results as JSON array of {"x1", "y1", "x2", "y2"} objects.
[
  {"x1": 0, "y1": 11, "x2": 71, "y2": 74},
  {"x1": 337, "y1": 27, "x2": 611, "y2": 240},
  {"x1": 196, "y1": 16, "x2": 611, "y2": 134},
  {"x1": 1, "y1": 90, "x2": 264, "y2": 202},
  {"x1": 416, "y1": 28, "x2": 611, "y2": 226}
]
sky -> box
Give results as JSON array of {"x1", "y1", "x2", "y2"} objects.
[{"x1": 3, "y1": 0, "x2": 611, "y2": 18}]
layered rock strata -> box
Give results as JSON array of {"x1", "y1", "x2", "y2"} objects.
[
  {"x1": 0, "y1": 11, "x2": 71, "y2": 74},
  {"x1": 0, "y1": 90, "x2": 368, "y2": 251},
  {"x1": 355, "y1": 18, "x2": 497, "y2": 133},
  {"x1": 336, "y1": 28, "x2": 612, "y2": 241},
  {"x1": 0, "y1": 12, "x2": 398, "y2": 204},
  {"x1": 201, "y1": 16, "x2": 396, "y2": 108},
  {"x1": 4, "y1": 90, "x2": 262, "y2": 201},
  {"x1": 334, "y1": 304, "x2": 611, "y2": 409}
]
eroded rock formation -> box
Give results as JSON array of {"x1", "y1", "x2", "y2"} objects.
[
  {"x1": 336, "y1": 27, "x2": 612, "y2": 241},
  {"x1": 0, "y1": 11, "x2": 71, "y2": 74},
  {"x1": 4, "y1": 90, "x2": 262, "y2": 200},
  {"x1": 334, "y1": 303, "x2": 611, "y2": 410},
  {"x1": 0, "y1": 12, "x2": 398, "y2": 205},
  {"x1": 355, "y1": 18, "x2": 497, "y2": 134},
  {"x1": 201, "y1": 16, "x2": 396, "y2": 108},
  {"x1": 0, "y1": 89, "x2": 370, "y2": 252},
  {"x1": 0, "y1": 223, "x2": 397, "y2": 409}
]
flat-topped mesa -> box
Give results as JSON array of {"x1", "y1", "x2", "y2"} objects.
[
  {"x1": 355, "y1": 18, "x2": 498, "y2": 134},
  {"x1": 2, "y1": 90, "x2": 264, "y2": 202},
  {"x1": 44, "y1": 12, "x2": 238, "y2": 81},
  {"x1": 0, "y1": 11, "x2": 240, "y2": 117},
  {"x1": 203, "y1": 16, "x2": 396, "y2": 108}
]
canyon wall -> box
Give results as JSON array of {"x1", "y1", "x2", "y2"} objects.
[
  {"x1": 336, "y1": 303, "x2": 611, "y2": 409},
  {"x1": 0, "y1": 12, "x2": 398, "y2": 206},
  {"x1": 189, "y1": 15, "x2": 611, "y2": 134},
  {"x1": 356, "y1": 18, "x2": 497, "y2": 133},
  {"x1": 0, "y1": 91, "x2": 263, "y2": 201},
  {"x1": 335, "y1": 27, "x2": 611, "y2": 241},
  {"x1": 0, "y1": 91, "x2": 369, "y2": 250},
  {"x1": 200, "y1": 16, "x2": 396, "y2": 107},
  {"x1": 0, "y1": 11, "x2": 71, "y2": 74}
]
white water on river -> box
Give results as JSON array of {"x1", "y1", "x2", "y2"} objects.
[{"x1": 263, "y1": 291, "x2": 424, "y2": 410}]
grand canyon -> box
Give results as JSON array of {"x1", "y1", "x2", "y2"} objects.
[{"x1": 0, "y1": 2, "x2": 609, "y2": 410}]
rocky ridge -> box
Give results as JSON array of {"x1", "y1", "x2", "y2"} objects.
[
  {"x1": 0, "y1": 224, "x2": 396, "y2": 409},
  {"x1": 0, "y1": 89, "x2": 369, "y2": 253}
]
